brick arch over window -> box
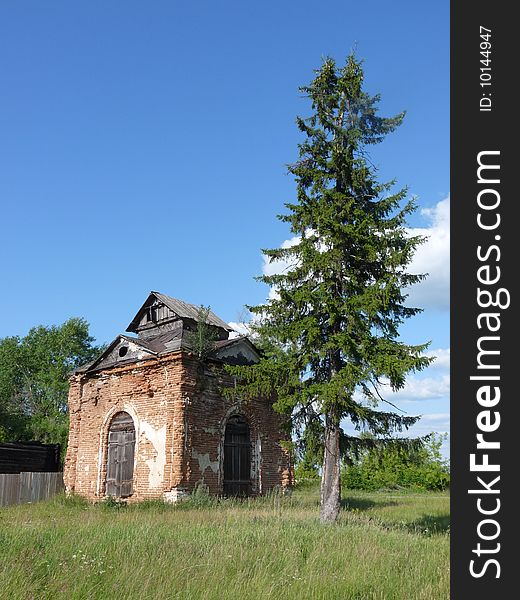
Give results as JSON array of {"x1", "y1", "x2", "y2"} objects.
[
  {"x1": 105, "y1": 411, "x2": 136, "y2": 498},
  {"x1": 223, "y1": 414, "x2": 251, "y2": 497}
]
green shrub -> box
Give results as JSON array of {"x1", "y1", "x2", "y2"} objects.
[
  {"x1": 294, "y1": 458, "x2": 320, "y2": 481},
  {"x1": 47, "y1": 491, "x2": 90, "y2": 508},
  {"x1": 181, "y1": 480, "x2": 216, "y2": 508},
  {"x1": 341, "y1": 433, "x2": 450, "y2": 491},
  {"x1": 128, "y1": 498, "x2": 173, "y2": 512},
  {"x1": 100, "y1": 495, "x2": 128, "y2": 510}
]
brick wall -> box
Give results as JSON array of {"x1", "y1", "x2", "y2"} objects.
[{"x1": 64, "y1": 352, "x2": 292, "y2": 502}]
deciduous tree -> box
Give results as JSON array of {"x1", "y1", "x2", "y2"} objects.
[{"x1": 0, "y1": 318, "x2": 101, "y2": 456}]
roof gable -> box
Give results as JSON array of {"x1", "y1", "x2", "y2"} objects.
[
  {"x1": 126, "y1": 291, "x2": 232, "y2": 334},
  {"x1": 78, "y1": 335, "x2": 157, "y2": 373},
  {"x1": 76, "y1": 333, "x2": 261, "y2": 374},
  {"x1": 211, "y1": 336, "x2": 260, "y2": 366}
]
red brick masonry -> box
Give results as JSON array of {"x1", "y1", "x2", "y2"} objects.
[{"x1": 64, "y1": 352, "x2": 293, "y2": 502}]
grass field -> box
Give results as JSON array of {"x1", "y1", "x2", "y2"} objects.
[{"x1": 0, "y1": 482, "x2": 449, "y2": 600}]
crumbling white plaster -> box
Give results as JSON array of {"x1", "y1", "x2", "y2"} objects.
[
  {"x1": 140, "y1": 421, "x2": 167, "y2": 489},
  {"x1": 256, "y1": 433, "x2": 262, "y2": 494},
  {"x1": 126, "y1": 340, "x2": 150, "y2": 359},
  {"x1": 192, "y1": 449, "x2": 219, "y2": 474},
  {"x1": 163, "y1": 488, "x2": 189, "y2": 503}
]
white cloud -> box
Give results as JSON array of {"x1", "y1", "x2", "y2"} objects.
[
  {"x1": 419, "y1": 412, "x2": 450, "y2": 426},
  {"x1": 261, "y1": 235, "x2": 301, "y2": 301},
  {"x1": 407, "y1": 412, "x2": 450, "y2": 445},
  {"x1": 405, "y1": 196, "x2": 450, "y2": 311},
  {"x1": 228, "y1": 321, "x2": 253, "y2": 338},
  {"x1": 261, "y1": 196, "x2": 450, "y2": 311},
  {"x1": 425, "y1": 347, "x2": 450, "y2": 369},
  {"x1": 378, "y1": 374, "x2": 450, "y2": 403},
  {"x1": 262, "y1": 235, "x2": 301, "y2": 277},
  {"x1": 405, "y1": 413, "x2": 450, "y2": 437},
  {"x1": 405, "y1": 413, "x2": 451, "y2": 458}
]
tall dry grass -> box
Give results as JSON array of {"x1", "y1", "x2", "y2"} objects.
[{"x1": 0, "y1": 483, "x2": 449, "y2": 600}]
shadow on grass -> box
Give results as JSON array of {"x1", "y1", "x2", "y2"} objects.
[
  {"x1": 405, "y1": 514, "x2": 450, "y2": 536},
  {"x1": 341, "y1": 497, "x2": 398, "y2": 511}
]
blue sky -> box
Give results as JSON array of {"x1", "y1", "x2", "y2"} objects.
[{"x1": 0, "y1": 2, "x2": 449, "y2": 454}]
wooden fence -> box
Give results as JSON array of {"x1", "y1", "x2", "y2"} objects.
[
  {"x1": 0, "y1": 472, "x2": 64, "y2": 507},
  {"x1": 0, "y1": 442, "x2": 61, "y2": 474}
]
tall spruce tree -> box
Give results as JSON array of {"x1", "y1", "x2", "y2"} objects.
[{"x1": 226, "y1": 54, "x2": 432, "y2": 523}]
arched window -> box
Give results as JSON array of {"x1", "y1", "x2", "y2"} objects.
[
  {"x1": 223, "y1": 414, "x2": 251, "y2": 496},
  {"x1": 105, "y1": 412, "x2": 135, "y2": 498}
]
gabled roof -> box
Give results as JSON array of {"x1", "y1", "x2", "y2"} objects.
[
  {"x1": 76, "y1": 334, "x2": 158, "y2": 373},
  {"x1": 126, "y1": 291, "x2": 233, "y2": 333},
  {"x1": 76, "y1": 332, "x2": 259, "y2": 374},
  {"x1": 213, "y1": 335, "x2": 258, "y2": 353},
  {"x1": 74, "y1": 291, "x2": 255, "y2": 374},
  {"x1": 212, "y1": 335, "x2": 261, "y2": 365}
]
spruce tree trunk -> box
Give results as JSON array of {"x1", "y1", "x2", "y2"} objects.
[{"x1": 320, "y1": 412, "x2": 341, "y2": 523}]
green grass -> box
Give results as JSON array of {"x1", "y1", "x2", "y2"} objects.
[{"x1": 0, "y1": 483, "x2": 449, "y2": 600}]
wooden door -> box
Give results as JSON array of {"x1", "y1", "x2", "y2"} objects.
[
  {"x1": 106, "y1": 412, "x2": 135, "y2": 498},
  {"x1": 223, "y1": 415, "x2": 251, "y2": 496}
]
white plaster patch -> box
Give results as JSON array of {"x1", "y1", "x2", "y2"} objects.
[
  {"x1": 163, "y1": 488, "x2": 189, "y2": 503},
  {"x1": 192, "y1": 449, "x2": 219, "y2": 474},
  {"x1": 253, "y1": 433, "x2": 262, "y2": 494},
  {"x1": 127, "y1": 340, "x2": 152, "y2": 360},
  {"x1": 140, "y1": 421, "x2": 167, "y2": 489}
]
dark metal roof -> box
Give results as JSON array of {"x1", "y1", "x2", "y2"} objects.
[{"x1": 126, "y1": 291, "x2": 233, "y2": 333}]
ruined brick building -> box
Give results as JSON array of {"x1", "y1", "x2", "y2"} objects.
[{"x1": 64, "y1": 292, "x2": 292, "y2": 502}]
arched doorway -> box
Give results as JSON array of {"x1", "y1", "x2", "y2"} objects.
[
  {"x1": 105, "y1": 411, "x2": 135, "y2": 497},
  {"x1": 223, "y1": 414, "x2": 251, "y2": 496}
]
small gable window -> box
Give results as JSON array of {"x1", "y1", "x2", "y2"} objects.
[
  {"x1": 145, "y1": 302, "x2": 171, "y2": 324},
  {"x1": 146, "y1": 303, "x2": 160, "y2": 323}
]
